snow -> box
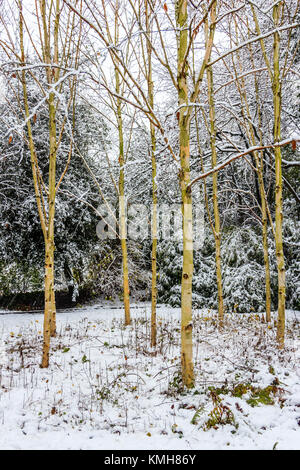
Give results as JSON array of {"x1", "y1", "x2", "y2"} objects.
[{"x1": 0, "y1": 304, "x2": 299, "y2": 450}]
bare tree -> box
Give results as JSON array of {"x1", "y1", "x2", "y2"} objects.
[{"x1": 0, "y1": 0, "x2": 83, "y2": 367}]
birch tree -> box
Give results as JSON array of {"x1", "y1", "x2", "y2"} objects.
[
  {"x1": 62, "y1": 0, "x2": 219, "y2": 387},
  {"x1": 250, "y1": 0, "x2": 299, "y2": 346},
  {"x1": 145, "y1": 0, "x2": 158, "y2": 347},
  {"x1": 0, "y1": 0, "x2": 82, "y2": 367}
]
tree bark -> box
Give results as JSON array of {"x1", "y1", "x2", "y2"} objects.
[
  {"x1": 117, "y1": 96, "x2": 131, "y2": 327},
  {"x1": 273, "y1": 2, "x2": 285, "y2": 347},
  {"x1": 115, "y1": 5, "x2": 131, "y2": 326},
  {"x1": 145, "y1": 0, "x2": 158, "y2": 347},
  {"x1": 176, "y1": 0, "x2": 194, "y2": 388},
  {"x1": 41, "y1": 239, "x2": 55, "y2": 368},
  {"x1": 206, "y1": 64, "x2": 224, "y2": 327}
]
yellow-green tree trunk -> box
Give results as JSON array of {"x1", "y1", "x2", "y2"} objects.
[
  {"x1": 145, "y1": 0, "x2": 157, "y2": 347},
  {"x1": 176, "y1": 0, "x2": 194, "y2": 388},
  {"x1": 114, "y1": 12, "x2": 131, "y2": 326},
  {"x1": 259, "y1": 157, "x2": 272, "y2": 322},
  {"x1": 117, "y1": 104, "x2": 131, "y2": 327},
  {"x1": 273, "y1": 2, "x2": 285, "y2": 347},
  {"x1": 207, "y1": 65, "x2": 224, "y2": 326}
]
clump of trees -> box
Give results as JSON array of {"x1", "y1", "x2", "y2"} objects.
[{"x1": 0, "y1": 0, "x2": 299, "y2": 386}]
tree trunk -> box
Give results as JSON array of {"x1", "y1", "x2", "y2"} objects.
[
  {"x1": 150, "y1": 137, "x2": 157, "y2": 347},
  {"x1": 259, "y1": 158, "x2": 272, "y2": 322},
  {"x1": 273, "y1": 2, "x2": 285, "y2": 347},
  {"x1": 48, "y1": 91, "x2": 57, "y2": 338},
  {"x1": 118, "y1": 124, "x2": 131, "y2": 326},
  {"x1": 119, "y1": 194, "x2": 131, "y2": 326},
  {"x1": 145, "y1": 0, "x2": 157, "y2": 347},
  {"x1": 41, "y1": 238, "x2": 55, "y2": 368},
  {"x1": 250, "y1": 0, "x2": 285, "y2": 336},
  {"x1": 207, "y1": 64, "x2": 224, "y2": 326},
  {"x1": 115, "y1": 11, "x2": 131, "y2": 326},
  {"x1": 176, "y1": 0, "x2": 194, "y2": 388}
]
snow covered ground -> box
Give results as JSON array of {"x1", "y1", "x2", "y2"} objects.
[{"x1": 0, "y1": 303, "x2": 299, "y2": 450}]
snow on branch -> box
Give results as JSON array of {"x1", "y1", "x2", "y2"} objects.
[
  {"x1": 1, "y1": 62, "x2": 78, "y2": 73},
  {"x1": 3, "y1": 69, "x2": 79, "y2": 139},
  {"x1": 247, "y1": 0, "x2": 283, "y2": 16},
  {"x1": 188, "y1": 138, "x2": 300, "y2": 188},
  {"x1": 208, "y1": 23, "x2": 299, "y2": 67}
]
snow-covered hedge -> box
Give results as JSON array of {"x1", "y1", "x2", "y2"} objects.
[{"x1": 157, "y1": 221, "x2": 300, "y2": 312}]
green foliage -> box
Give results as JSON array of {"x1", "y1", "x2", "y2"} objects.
[
  {"x1": 0, "y1": 261, "x2": 44, "y2": 296},
  {"x1": 191, "y1": 405, "x2": 205, "y2": 425},
  {"x1": 246, "y1": 385, "x2": 277, "y2": 407},
  {"x1": 0, "y1": 77, "x2": 106, "y2": 298},
  {"x1": 208, "y1": 381, "x2": 284, "y2": 408},
  {"x1": 269, "y1": 365, "x2": 275, "y2": 375},
  {"x1": 157, "y1": 219, "x2": 299, "y2": 312},
  {"x1": 203, "y1": 391, "x2": 237, "y2": 431},
  {"x1": 96, "y1": 387, "x2": 111, "y2": 400},
  {"x1": 166, "y1": 370, "x2": 184, "y2": 396},
  {"x1": 222, "y1": 227, "x2": 266, "y2": 312},
  {"x1": 157, "y1": 234, "x2": 217, "y2": 309}
]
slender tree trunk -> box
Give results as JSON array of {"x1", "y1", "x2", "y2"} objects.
[
  {"x1": 258, "y1": 156, "x2": 272, "y2": 322},
  {"x1": 114, "y1": 8, "x2": 131, "y2": 326},
  {"x1": 41, "y1": 238, "x2": 55, "y2": 368},
  {"x1": 253, "y1": 154, "x2": 272, "y2": 323},
  {"x1": 250, "y1": 1, "x2": 285, "y2": 333},
  {"x1": 273, "y1": 2, "x2": 285, "y2": 347},
  {"x1": 233, "y1": 19, "x2": 272, "y2": 323},
  {"x1": 19, "y1": 0, "x2": 80, "y2": 367},
  {"x1": 151, "y1": 205, "x2": 157, "y2": 347},
  {"x1": 145, "y1": 0, "x2": 157, "y2": 347},
  {"x1": 117, "y1": 105, "x2": 131, "y2": 326},
  {"x1": 39, "y1": 0, "x2": 59, "y2": 361},
  {"x1": 42, "y1": 0, "x2": 59, "y2": 338},
  {"x1": 150, "y1": 124, "x2": 157, "y2": 347},
  {"x1": 248, "y1": 22, "x2": 272, "y2": 323},
  {"x1": 119, "y1": 191, "x2": 131, "y2": 326},
  {"x1": 176, "y1": 0, "x2": 194, "y2": 388},
  {"x1": 20, "y1": 0, "x2": 57, "y2": 367},
  {"x1": 206, "y1": 65, "x2": 224, "y2": 326},
  {"x1": 47, "y1": 92, "x2": 57, "y2": 338}
]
